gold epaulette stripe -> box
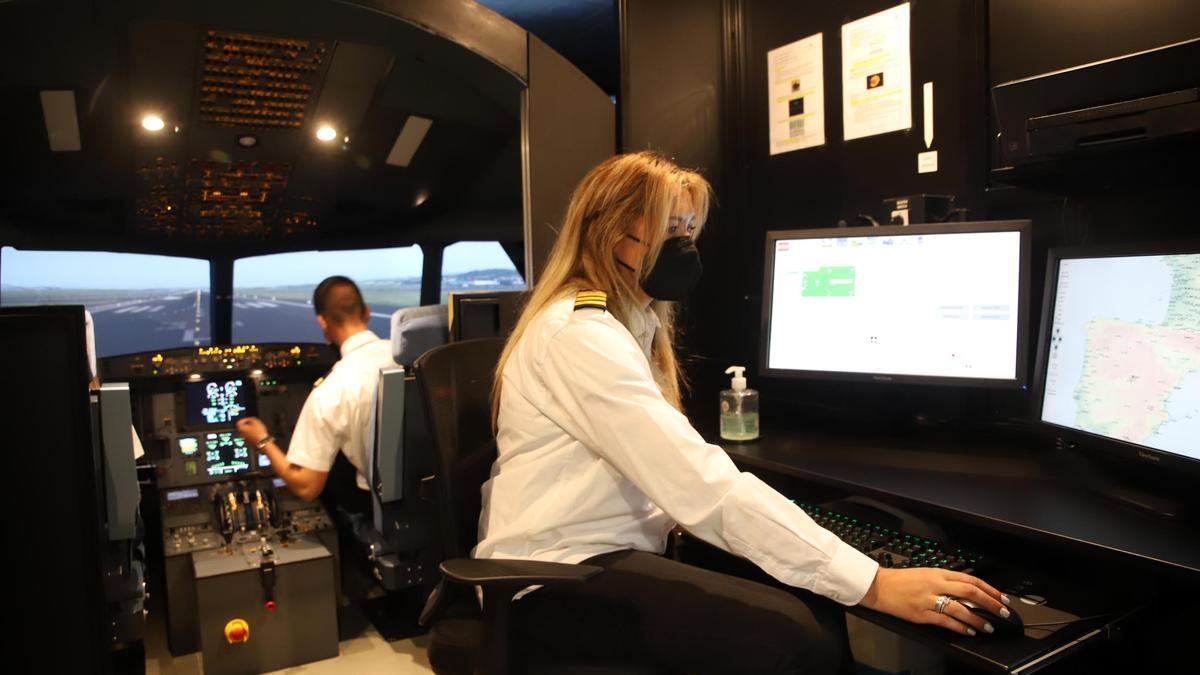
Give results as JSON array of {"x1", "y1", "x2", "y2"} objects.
[{"x1": 574, "y1": 290, "x2": 607, "y2": 312}]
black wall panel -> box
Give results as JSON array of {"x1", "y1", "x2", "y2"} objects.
[
  {"x1": 619, "y1": 0, "x2": 730, "y2": 421},
  {"x1": 524, "y1": 36, "x2": 616, "y2": 284},
  {"x1": 0, "y1": 307, "x2": 110, "y2": 673},
  {"x1": 684, "y1": 0, "x2": 993, "y2": 429},
  {"x1": 624, "y1": 0, "x2": 1196, "y2": 432},
  {"x1": 989, "y1": 0, "x2": 1200, "y2": 84}
]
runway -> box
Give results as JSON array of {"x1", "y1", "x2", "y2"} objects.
[{"x1": 88, "y1": 291, "x2": 400, "y2": 357}]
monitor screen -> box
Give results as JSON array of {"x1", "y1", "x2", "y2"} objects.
[
  {"x1": 202, "y1": 430, "x2": 252, "y2": 476},
  {"x1": 762, "y1": 222, "x2": 1029, "y2": 385},
  {"x1": 185, "y1": 378, "x2": 251, "y2": 426},
  {"x1": 1039, "y1": 251, "x2": 1200, "y2": 462},
  {"x1": 177, "y1": 437, "x2": 198, "y2": 456}
]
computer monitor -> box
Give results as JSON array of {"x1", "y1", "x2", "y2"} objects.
[
  {"x1": 761, "y1": 221, "x2": 1031, "y2": 386},
  {"x1": 1033, "y1": 244, "x2": 1200, "y2": 473},
  {"x1": 184, "y1": 378, "x2": 253, "y2": 427}
]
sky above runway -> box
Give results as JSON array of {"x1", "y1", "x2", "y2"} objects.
[{"x1": 1, "y1": 242, "x2": 516, "y2": 289}]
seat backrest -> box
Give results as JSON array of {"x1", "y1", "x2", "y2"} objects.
[
  {"x1": 370, "y1": 366, "x2": 407, "y2": 505},
  {"x1": 413, "y1": 337, "x2": 505, "y2": 560},
  {"x1": 391, "y1": 304, "x2": 449, "y2": 366}
]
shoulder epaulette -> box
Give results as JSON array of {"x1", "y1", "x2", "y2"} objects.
[{"x1": 574, "y1": 290, "x2": 607, "y2": 312}]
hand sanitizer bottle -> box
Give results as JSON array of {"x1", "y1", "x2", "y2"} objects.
[{"x1": 719, "y1": 366, "x2": 759, "y2": 441}]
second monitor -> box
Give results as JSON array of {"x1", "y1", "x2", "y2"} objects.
[{"x1": 761, "y1": 221, "x2": 1031, "y2": 386}]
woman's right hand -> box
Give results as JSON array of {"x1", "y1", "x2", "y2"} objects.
[{"x1": 858, "y1": 567, "x2": 1012, "y2": 636}]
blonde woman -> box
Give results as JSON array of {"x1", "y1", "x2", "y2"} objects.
[{"x1": 476, "y1": 152, "x2": 1010, "y2": 674}]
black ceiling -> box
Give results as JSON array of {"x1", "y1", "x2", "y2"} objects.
[{"x1": 477, "y1": 0, "x2": 619, "y2": 96}]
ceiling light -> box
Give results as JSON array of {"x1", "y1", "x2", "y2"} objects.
[
  {"x1": 386, "y1": 116, "x2": 432, "y2": 167},
  {"x1": 142, "y1": 115, "x2": 165, "y2": 132},
  {"x1": 236, "y1": 134, "x2": 259, "y2": 148},
  {"x1": 316, "y1": 125, "x2": 337, "y2": 142},
  {"x1": 40, "y1": 90, "x2": 81, "y2": 152}
]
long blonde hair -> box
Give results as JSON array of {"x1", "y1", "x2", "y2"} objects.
[{"x1": 492, "y1": 151, "x2": 712, "y2": 427}]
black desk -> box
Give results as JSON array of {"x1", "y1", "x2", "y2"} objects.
[{"x1": 714, "y1": 430, "x2": 1200, "y2": 674}]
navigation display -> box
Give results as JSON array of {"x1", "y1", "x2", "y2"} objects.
[
  {"x1": 202, "y1": 431, "x2": 252, "y2": 477},
  {"x1": 1040, "y1": 253, "x2": 1200, "y2": 461},
  {"x1": 185, "y1": 378, "x2": 251, "y2": 426}
]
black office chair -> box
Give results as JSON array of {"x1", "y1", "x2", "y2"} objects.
[{"x1": 413, "y1": 338, "x2": 666, "y2": 675}]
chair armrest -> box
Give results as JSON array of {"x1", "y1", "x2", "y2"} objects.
[
  {"x1": 418, "y1": 558, "x2": 603, "y2": 627},
  {"x1": 441, "y1": 558, "x2": 602, "y2": 587}
]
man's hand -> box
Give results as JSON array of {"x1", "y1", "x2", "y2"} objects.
[
  {"x1": 236, "y1": 417, "x2": 270, "y2": 447},
  {"x1": 858, "y1": 567, "x2": 1011, "y2": 636}
]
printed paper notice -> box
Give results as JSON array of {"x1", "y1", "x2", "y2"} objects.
[
  {"x1": 767, "y1": 33, "x2": 824, "y2": 155},
  {"x1": 841, "y1": 3, "x2": 912, "y2": 141}
]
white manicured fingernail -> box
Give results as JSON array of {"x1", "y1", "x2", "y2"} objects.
[
  {"x1": 1000, "y1": 607, "x2": 1011, "y2": 619},
  {"x1": 983, "y1": 622, "x2": 994, "y2": 634},
  {"x1": 1001, "y1": 594, "x2": 1011, "y2": 605},
  {"x1": 967, "y1": 627, "x2": 977, "y2": 636}
]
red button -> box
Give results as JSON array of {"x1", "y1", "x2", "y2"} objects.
[
  {"x1": 265, "y1": 601, "x2": 276, "y2": 612},
  {"x1": 230, "y1": 626, "x2": 246, "y2": 640}
]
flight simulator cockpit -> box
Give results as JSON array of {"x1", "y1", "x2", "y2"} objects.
[{"x1": 103, "y1": 343, "x2": 342, "y2": 672}]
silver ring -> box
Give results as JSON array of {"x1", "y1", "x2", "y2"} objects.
[{"x1": 934, "y1": 595, "x2": 952, "y2": 614}]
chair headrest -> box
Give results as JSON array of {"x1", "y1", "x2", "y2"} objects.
[{"x1": 390, "y1": 304, "x2": 449, "y2": 366}]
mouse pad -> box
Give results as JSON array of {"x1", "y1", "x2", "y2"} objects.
[{"x1": 1013, "y1": 602, "x2": 1080, "y2": 640}]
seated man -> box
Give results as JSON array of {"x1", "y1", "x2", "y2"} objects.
[{"x1": 237, "y1": 276, "x2": 394, "y2": 519}]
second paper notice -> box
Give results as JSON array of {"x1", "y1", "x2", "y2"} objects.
[{"x1": 841, "y1": 3, "x2": 912, "y2": 141}]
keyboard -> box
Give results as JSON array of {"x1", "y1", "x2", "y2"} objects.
[{"x1": 796, "y1": 502, "x2": 986, "y2": 573}]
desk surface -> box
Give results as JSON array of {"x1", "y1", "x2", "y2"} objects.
[
  {"x1": 713, "y1": 430, "x2": 1188, "y2": 673},
  {"x1": 719, "y1": 430, "x2": 1200, "y2": 577}
]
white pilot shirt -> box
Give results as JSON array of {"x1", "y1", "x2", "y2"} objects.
[
  {"x1": 286, "y1": 330, "x2": 395, "y2": 489},
  {"x1": 475, "y1": 293, "x2": 880, "y2": 606}
]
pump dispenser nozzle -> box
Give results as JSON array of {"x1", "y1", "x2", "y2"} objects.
[{"x1": 724, "y1": 365, "x2": 747, "y2": 392}]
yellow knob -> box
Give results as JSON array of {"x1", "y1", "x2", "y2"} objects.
[{"x1": 224, "y1": 618, "x2": 250, "y2": 644}]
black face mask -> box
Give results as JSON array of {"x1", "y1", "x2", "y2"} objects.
[{"x1": 617, "y1": 235, "x2": 703, "y2": 302}]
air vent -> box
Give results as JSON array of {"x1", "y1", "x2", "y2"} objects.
[{"x1": 199, "y1": 30, "x2": 329, "y2": 129}]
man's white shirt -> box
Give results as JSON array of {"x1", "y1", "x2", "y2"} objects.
[
  {"x1": 286, "y1": 330, "x2": 395, "y2": 489},
  {"x1": 475, "y1": 294, "x2": 879, "y2": 606}
]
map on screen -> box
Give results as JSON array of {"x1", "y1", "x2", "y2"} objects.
[{"x1": 1041, "y1": 254, "x2": 1200, "y2": 460}]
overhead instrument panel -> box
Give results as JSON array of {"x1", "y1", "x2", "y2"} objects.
[{"x1": 100, "y1": 342, "x2": 337, "y2": 379}]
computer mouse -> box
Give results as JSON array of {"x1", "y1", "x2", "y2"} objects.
[{"x1": 959, "y1": 599, "x2": 1024, "y2": 637}]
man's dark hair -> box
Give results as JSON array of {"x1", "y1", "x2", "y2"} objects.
[{"x1": 312, "y1": 276, "x2": 367, "y2": 326}]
